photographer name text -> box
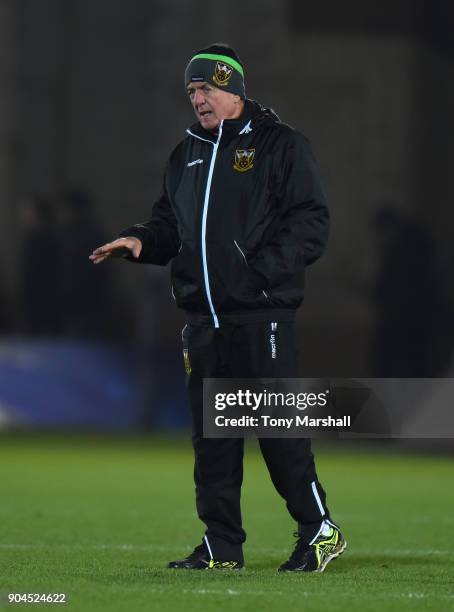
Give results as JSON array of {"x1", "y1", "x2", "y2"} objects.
[{"x1": 214, "y1": 415, "x2": 351, "y2": 428}]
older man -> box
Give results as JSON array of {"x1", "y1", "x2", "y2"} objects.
[{"x1": 90, "y1": 43, "x2": 346, "y2": 572}]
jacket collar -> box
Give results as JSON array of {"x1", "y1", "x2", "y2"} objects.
[{"x1": 187, "y1": 99, "x2": 279, "y2": 143}]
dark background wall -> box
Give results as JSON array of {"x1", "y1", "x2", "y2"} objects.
[{"x1": 1, "y1": 0, "x2": 453, "y2": 378}]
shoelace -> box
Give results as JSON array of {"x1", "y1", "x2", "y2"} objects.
[
  {"x1": 185, "y1": 542, "x2": 207, "y2": 562},
  {"x1": 286, "y1": 532, "x2": 311, "y2": 564}
]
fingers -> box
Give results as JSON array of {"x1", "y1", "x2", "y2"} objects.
[
  {"x1": 89, "y1": 239, "x2": 127, "y2": 262},
  {"x1": 92, "y1": 240, "x2": 122, "y2": 256},
  {"x1": 89, "y1": 252, "x2": 111, "y2": 264},
  {"x1": 89, "y1": 237, "x2": 142, "y2": 264},
  {"x1": 89, "y1": 244, "x2": 113, "y2": 264}
]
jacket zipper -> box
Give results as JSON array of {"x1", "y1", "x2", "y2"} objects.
[
  {"x1": 233, "y1": 240, "x2": 271, "y2": 301},
  {"x1": 186, "y1": 123, "x2": 224, "y2": 328}
]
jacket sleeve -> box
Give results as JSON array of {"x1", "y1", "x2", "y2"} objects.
[
  {"x1": 247, "y1": 132, "x2": 329, "y2": 289},
  {"x1": 118, "y1": 165, "x2": 180, "y2": 266}
]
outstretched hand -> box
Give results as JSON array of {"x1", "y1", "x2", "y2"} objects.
[{"x1": 89, "y1": 237, "x2": 142, "y2": 264}]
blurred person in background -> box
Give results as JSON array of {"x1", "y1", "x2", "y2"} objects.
[
  {"x1": 90, "y1": 43, "x2": 345, "y2": 573},
  {"x1": 371, "y1": 206, "x2": 447, "y2": 376},
  {"x1": 60, "y1": 189, "x2": 114, "y2": 339},
  {"x1": 0, "y1": 265, "x2": 11, "y2": 333},
  {"x1": 135, "y1": 266, "x2": 179, "y2": 429},
  {"x1": 18, "y1": 194, "x2": 62, "y2": 335}
]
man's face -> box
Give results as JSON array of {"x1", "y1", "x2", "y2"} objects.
[{"x1": 187, "y1": 81, "x2": 240, "y2": 131}]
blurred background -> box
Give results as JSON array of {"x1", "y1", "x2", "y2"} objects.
[{"x1": 0, "y1": 0, "x2": 453, "y2": 432}]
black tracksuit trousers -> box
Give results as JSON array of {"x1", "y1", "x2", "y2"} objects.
[{"x1": 183, "y1": 320, "x2": 331, "y2": 562}]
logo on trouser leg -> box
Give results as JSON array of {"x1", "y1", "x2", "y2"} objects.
[
  {"x1": 183, "y1": 348, "x2": 191, "y2": 374},
  {"x1": 270, "y1": 334, "x2": 277, "y2": 359},
  {"x1": 270, "y1": 322, "x2": 278, "y2": 359}
]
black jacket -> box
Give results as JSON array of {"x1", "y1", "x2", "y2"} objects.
[{"x1": 120, "y1": 100, "x2": 329, "y2": 326}]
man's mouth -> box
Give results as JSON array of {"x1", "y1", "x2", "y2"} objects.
[{"x1": 199, "y1": 110, "x2": 213, "y2": 119}]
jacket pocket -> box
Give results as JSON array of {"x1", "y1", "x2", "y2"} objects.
[
  {"x1": 170, "y1": 241, "x2": 204, "y2": 309},
  {"x1": 233, "y1": 240, "x2": 272, "y2": 304}
]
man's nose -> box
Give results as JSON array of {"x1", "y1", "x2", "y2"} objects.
[{"x1": 193, "y1": 90, "x2": 205, "y2": 107}]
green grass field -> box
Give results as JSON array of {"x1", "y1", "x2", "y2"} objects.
[{"x1": 0, "y1": 434, "x2": 453, "y2": 612}]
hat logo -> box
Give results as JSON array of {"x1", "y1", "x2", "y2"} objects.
[
  {"x1": 233, "y1": 148, "x2": 255, "y2": 173},
  {"x1": 212, "y1": 61, "x2": 233, "y2": 87}
]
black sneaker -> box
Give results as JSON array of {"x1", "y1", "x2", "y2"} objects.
[
  {"x1": 278, "y1": 522, "x2": 347, "y2": 572},
  {"x1": 167, "y1": 539, "x2": 244, "y2": 570}
]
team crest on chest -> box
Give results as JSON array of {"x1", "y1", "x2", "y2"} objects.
[
  {"x1": 233, "y1": 148, "x2": 255, "y2": 172},
  {"x1": 212, "y1": 61, "x2": 233, "y2": 87}
]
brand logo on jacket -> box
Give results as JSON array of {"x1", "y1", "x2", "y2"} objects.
[
  {"x1": 233, "y1": 148, "x2": 255, "y2": 173},
  {"x1": 239, "y1": 120, "x2": 252, "y2": 135},
  {"x1": 212, "y1": 61, "x2": 233, "y2": 87}
]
